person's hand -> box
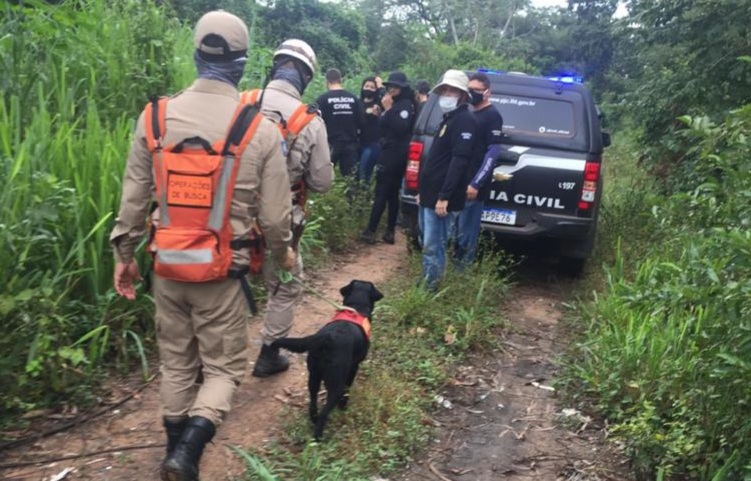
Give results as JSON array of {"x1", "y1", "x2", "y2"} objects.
[
  {"x1": 466, "y1": 185, "x2": 478, "y2": 201},
  {"x1": 371, "y1": 104, "x2": 382, "y2": 116},
  {"x1": 416, "y1": 194, "x2": 420, "y2": 206},
  {"x1": 280, "y1": 247, "x2": 297, "y2": 271},
  {"x1": 114, "y1": 261, "x2": 141, "y2": 300},
  {"x1": 435, "y1": 200, "x2": 449, "y2": 217},
  {"x1": 375, "y1": 76, "x2": 383, "y2": 89},
  {"x1": 381, "y1": 93, "x2": 393, "y2": 111}
]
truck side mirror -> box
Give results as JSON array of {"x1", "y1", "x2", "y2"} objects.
[{"x1": 602, "y1": 131, "x2": 612, "y2": 148}]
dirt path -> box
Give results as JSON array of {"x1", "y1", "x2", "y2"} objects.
[
  {"x1": 1, "y1": 246, "x2": 631, "y2": 481},
  {"x1": 395, "y1": 273, "x2": 632, "y2": 481},
  {"x1": 1, "y1": 239, "x2": 407, "y2": 481}
]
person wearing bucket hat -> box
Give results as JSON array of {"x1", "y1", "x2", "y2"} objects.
[
  {"x1": 110, "y1": 10, "x2": 295, "y2": 481},
  {"x1": 360, "y1": 71, "x2": 416, "y2": 244},
  {"x1": 417, "y1": 69, "x2": 479, "y2": 290}
]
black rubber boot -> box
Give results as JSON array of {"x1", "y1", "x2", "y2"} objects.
[
  {"x1": 252, "y1": 344, "x2": 290, "y2": 378},
  {"x1": 382, "y1": 230, "x2": 395, "y2": 244},
  {"x1": 163, "y1": 416, "x2": 189, "y2": 455},
  {"x1": 359, "y1": 229, "x2": 377, "y2": 244},
  {"x1": 160, "y1": 416, "x2": 215, "y2": 481}
]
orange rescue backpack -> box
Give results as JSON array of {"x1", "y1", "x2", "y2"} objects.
[{"x1": 144, "y1": 97, "x2": 262, "y2": 284}]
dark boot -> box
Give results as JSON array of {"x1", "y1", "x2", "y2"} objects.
[
  {"x1": 160, "y1": 416, "x2": 215, "y2": 481},
  {"x1": 163, "y1": 416, "x2": 189, "y2": 455},
  {"x1": 359, "y1": 229, "x2": 377, "y2": 244},
  {"x1": 251, "y1": 344, "x2": 289, "y2": 378},
  {"x1": 382, "y1": 230, "x2": 395, "y2": 244}
]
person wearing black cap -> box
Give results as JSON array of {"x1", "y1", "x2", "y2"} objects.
[
  {"x1": 415, "y1": 79, "x2": 431, "y2": 118},
  {"x1": 360, "y1": 71, "x2": 416, "y2": 244},
  {"x1": 316, "y1": 68, "x2": 364, "y2": 177}
]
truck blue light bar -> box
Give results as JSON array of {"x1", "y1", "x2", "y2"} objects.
[{"x1": 547, "y1": 75, "x2": 584, "y2": 84}]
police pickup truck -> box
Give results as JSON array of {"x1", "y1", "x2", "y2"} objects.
[{"x1": 400, "y1": 70, "x2": 610, "y2": 274}]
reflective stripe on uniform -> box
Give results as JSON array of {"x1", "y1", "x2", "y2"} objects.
[
  {"x1": 157, "y1": 248, "x2": 213, "y2": 265},
  {"x1": 154, "y1": 151, "x2": 171, "y2": 227},
  {"x1": 208, "y1": 155, "x2": 236, "y2": 230}
]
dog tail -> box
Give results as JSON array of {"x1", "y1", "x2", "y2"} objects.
[{"x1": 271, "y1": 333, "x2": 328, "y2": 353}]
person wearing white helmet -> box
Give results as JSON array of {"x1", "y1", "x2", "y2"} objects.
[
  {"x1": 110, "y1": 11, "x2": 294, "y2": 481},
  {"x1": 417, "y1": 69, "x2": 479, "y2": 290},
  {"x1": 248, "y1": 39, "x2": 334, "y2": 378}
]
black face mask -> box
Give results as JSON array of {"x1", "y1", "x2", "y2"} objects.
[
  {"x1": 361, "y1": 89, "x2": 376, "y2": 101},
  {"x1": 470, "y1": 90, "x2": 485, "y2": 106}
]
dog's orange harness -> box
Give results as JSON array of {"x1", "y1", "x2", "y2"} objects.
[{"x1": 330, "y1": 309, "x2": 372, "y2": 340}]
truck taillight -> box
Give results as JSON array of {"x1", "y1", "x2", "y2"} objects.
[
  {"x1": 404, "y1": 141, "x2": 424, "y2": 191},
  {"x1": 578, "y1": 161, "x2": 601, "y2": 211}
]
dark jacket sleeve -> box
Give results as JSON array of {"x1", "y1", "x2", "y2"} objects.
[
  {"x1": 380, "y1": 99, "x2": 414, "y2": 140},
  {"x1": 439, "y1": 112, "x2": 476, "y2": 201},
  {"x1": 471, "y1": 110, "x2": 504, "y2": 189}
]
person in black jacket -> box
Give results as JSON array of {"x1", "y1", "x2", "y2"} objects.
[
  {"x1": 417, "y1": 69, "x2": 477, "y2": 289},
  {"x1": 316, "y1": 68, "x2": 364, "y2": 177},
  {"x1": 360, "y1": 71, "x2": 416, "y2": 244},
  {"x1": 453, "y1": 72, "x2": 504, "y2": 267},
  {"x1": 357, "y1": 77, "x2": 382, "y2": 184}
]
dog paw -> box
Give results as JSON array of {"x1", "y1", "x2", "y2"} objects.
[{"x1": 337, "y1": 395, "x2": 350, "y2": 410}]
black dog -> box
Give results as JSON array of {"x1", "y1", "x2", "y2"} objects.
[{"x1": 271, "y1": 280, "x2": 383, "y2": 440}]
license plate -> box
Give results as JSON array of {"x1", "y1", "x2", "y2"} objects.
[{"x1": 481, "y1": 208, "x2": 516, "y2": 225}]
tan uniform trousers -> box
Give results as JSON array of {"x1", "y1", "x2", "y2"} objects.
[
  {"x1": 154, "y1": 276, "x2": 249, "y2": 427},
  {"x1": 261, "y1": 248, "x2": 304, "y2": 345}
]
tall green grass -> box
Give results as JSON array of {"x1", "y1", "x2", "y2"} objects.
[
  {"x1": 564, "y1": 105, "x2": 751, "y2": 480},
  {"x1": 0, "y1": 0, "x2": 193, "y2": 417}
]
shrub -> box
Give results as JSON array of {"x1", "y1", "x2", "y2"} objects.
[{"x1": 565, "y1": 104, "x2": 751, "y2": 480}]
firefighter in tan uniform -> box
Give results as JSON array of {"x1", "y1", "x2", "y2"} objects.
[
  {"x1": 248, "y1": 39, "x2": 334, "y2": 377},
  {"x1": 110, "y1": 11, "x2": 295, "y2": 481}
]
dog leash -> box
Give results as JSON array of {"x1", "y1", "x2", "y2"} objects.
[{"x1": 277, "y1": 271, "x2": 352, "y2": 312}]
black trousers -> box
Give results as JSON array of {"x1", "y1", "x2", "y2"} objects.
[
  {"x1": 330, "y1": 142, "x2": 359, "y2": 178},
  {"x1": 367, "y1": 166, "x2": 402, "y2": 233}
]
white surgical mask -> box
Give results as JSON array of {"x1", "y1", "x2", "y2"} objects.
[{"x1": 438, "y1": 95, "x2": 459, "y2": 113}]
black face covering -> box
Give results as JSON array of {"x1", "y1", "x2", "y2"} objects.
[
  {"x1": 361, "y1": 89, "x2": 376, "y2": 102},
  {"x1": 470, "y1": 90, "x2": 485, "y2": 106}
]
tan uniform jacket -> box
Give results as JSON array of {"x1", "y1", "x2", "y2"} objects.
[
  {"x1": 257, "y1": 80, "x2": 333, "y2": 192},
  {"x1": 110, "y1": 78, "x2": 292, "y2": 266}
]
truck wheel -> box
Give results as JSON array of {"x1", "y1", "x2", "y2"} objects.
[{"x1": 559, "y1": 257, "x2": 586, "y2": 277}]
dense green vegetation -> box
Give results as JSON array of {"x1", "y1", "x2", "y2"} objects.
[{"x1": 1, "y1": 0, "x2": 750, "y2": 479}]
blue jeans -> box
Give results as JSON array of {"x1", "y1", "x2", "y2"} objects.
[
  {"x1": 453, "y1": 200, "x2": 484, "y2": 269},
  {"x1": 419, "y1": 207, "x2": 458, "y2": 290},
  {"x1": 358, "y1": 143, "x2": 380, "y2": 184}
]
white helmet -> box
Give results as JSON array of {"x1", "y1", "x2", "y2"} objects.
[{"x1": 273, "y1": 39, "x2": 317, "y2": 76}]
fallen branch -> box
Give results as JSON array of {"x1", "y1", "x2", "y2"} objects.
[
  {"x1": 428, "y1": 461, "x2": 454, "y2": 481},
  {"x1": 0, "y1": 374, "x2": 158, "y2": 452},
  {"x1": 0, "y1": 442, "x2": 164, "y2": 470}
]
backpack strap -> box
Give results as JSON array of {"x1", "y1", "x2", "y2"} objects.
[
  {"x1": 223, "y1": 103, "x2": 263, "y2": 158},
  {"x1": 239, "y1": 89, "x2": 262, "y2": 107},
  {"x1": 286, "y1": 102, "x2": 318, "y2": 137},
  {"x1": 143, "y1": 97, "x2": 169, "y2": 152}
]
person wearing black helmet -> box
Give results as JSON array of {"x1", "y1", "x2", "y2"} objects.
[{"x1": 360, "y1": 71, "x2": 416, "y2": 244}]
